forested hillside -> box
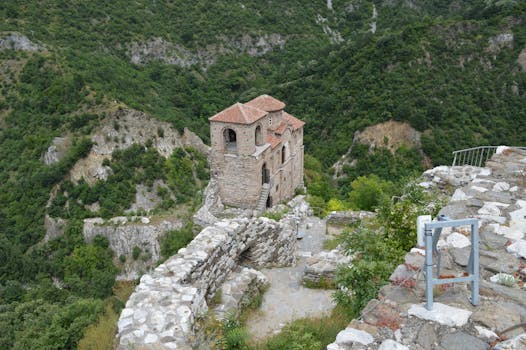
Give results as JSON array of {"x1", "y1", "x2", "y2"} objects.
[{"x1": 1, "y1": 0, "x2": 526, "y2": 348}]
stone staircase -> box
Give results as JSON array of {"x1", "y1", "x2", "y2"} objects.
[{"x1": 255, "y1": 183, "x2": 271, "y2": 214}]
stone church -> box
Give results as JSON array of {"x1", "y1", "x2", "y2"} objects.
[{"x1": 209, "y1": 95, "x2": 305, "y2": 211}]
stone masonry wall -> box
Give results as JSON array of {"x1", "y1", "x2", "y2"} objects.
[{"x1": 116, "y1": 216, "x2": 296, "y2": 349}]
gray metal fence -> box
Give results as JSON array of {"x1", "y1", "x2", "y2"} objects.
[{"x1": 452, "y1": 146, "x2": 526, "y2": 167}]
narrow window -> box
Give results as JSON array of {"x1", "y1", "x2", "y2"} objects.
[
  {"x1": 255, "y1": 125, "x2": 262, "y2": 146},
  {"x1": 223, "y1": 128, "x2": 237, "y2": 153}
]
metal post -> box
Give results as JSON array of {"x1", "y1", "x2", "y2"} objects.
[
  {"x1": 424, "y1": 224, "x2": 434, "y2": 310},
  {"x1": 452, "y1": 153, "x2": 457, "y2": 166},
  {"x1": 423, "y1": 218, "x2": 479, "y2": 311},
  {"x1": 471, "y1": 221, "x2": 479, "y2": 306},
  {"x1": 478, "y1": 148, "x2": 484, "y2": 167}
]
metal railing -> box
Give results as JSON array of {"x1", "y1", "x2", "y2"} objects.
[
  {"x1": 452, "y1": 146, "x2": 526, "y2": 167},
  {"x1": 424, "y1": 216, "x2": 479, "y2": 310}
]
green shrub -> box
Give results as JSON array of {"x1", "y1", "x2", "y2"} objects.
[
  {"x1": 160, "y1": 224, "x2": 195, "y2": 259},
  {"x1": 132, "y1": 246, "x2": 141, "y2": 260},
  {"x1": 348, "y1": 174, "x2": 395, "y2": 211}
]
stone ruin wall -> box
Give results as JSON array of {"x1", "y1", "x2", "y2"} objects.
[
  {"x1": 327, "y1": 148, "x2": 526, "y2": 350},
  {"x1": 116, "y1": 215, "x2": 297, "y2": 349}
]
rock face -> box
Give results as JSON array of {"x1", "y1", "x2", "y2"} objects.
[
  {"x1": 69, "y1": 108, "x2": 209, "y2": 185},
  {"x1": 193, "y1": 178, "x2": 223, "y2": 228},
  {"x1": 83, "y1": 216, "x2": 183, "y2": 280},
  {"x1": 327, "y1": 148, "x2": 526, "y2": 350},
  {"x1": 127, "y1": 34, "x2": 287, "y2": 67},
  {"x1": 43, "y1": 137, "x2": 71, "y2": 165},
  {"x1": 0, "y1": 32, "x2": 45, "y2": 51},
  {"x1": 518, "y1": 47, "x2": 526, "y2": 72},
  {"x1": 116, "y1": 215, "x2": 297, "y2": 349},
  {"x1": 332, "y1": 120, "x2": 429, "y2": 179}
]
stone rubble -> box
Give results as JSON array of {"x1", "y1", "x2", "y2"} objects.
[
  {"x1": 327, "y1": 148, "x2": 526, "y2": 350},
  {"x1": 303, "y1": 247, "x2": 352, "y2": 286}
]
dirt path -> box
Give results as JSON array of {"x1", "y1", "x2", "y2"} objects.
[{"x1": 246, "y1": 216, "x2": 335, "y2": 340}]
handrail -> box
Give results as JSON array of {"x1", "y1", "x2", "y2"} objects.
[
  {"x1": 424, "y1": 216, "x2": 479, "y2": 310},
  {"x1": 451, "y1": 146, "x2": 526, "y2": 167}
]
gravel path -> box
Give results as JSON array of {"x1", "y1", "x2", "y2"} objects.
[{"x1": 246, "y1": 216, "x2": 335, "y2": 340}]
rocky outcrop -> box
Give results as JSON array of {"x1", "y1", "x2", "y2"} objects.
[
  {"x1": 83, "y1": 216, "x2": 183, "y2": 280},
  {"x1": 316, "y1": 14, "x2": 344, "y2": 44},
  {"x1": 126, "y1": 34, "x2": 287, "y2": 67},
  {"x1": 193, "y1": 178, "x2": 223, "y2": 228},
  {"x1": 332, "y1": 120, "x2": 429, "y2": 179},
  {"x1": 44, "y1": 214, "x2": 67, "y2": 242},
  {"x1": 127, "y1": 180, "x2": 174, "y2": 214},
  {"x1": 43, "y1": 137, "x2": 71, "y2": 165},
  {"x1": 486, "y1": 33, "x2": 514, "y2": 53},
  {"x1": 518, "y1": 47, "x2": 526, "y2": 72},
  {"x1": 0, "y1": 32, "x2": 45, "y2": 52},
  {"x1": 116, "y1": 215, "x2": 297, "y2": 349},
  {"x1": 69, "y1": 108, "x2": 208, "y2": 185},
  {"x1": 327, "y1": 148, "x2": 526, "y2": 350}
]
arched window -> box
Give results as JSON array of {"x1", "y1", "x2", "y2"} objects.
[
  {"x1": 261, "y1": 163, "x2": 269, "y2": 184},
  {"x1": 255, "y1": 125, "x2": 263, "y2": 146},
  {"x1": 223, "y1": 128, "x2": 237, "y2": 153},
  {"x1": 281, "y1": 142, "x2": 289, "y2": 164}
]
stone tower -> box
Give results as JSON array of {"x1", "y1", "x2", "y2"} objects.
[{"x1": 209, "y1": 95, "x2": 305, "y2": 210}]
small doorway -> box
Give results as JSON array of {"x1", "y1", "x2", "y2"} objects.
[{"x1": 266, "y1": 196, "x2": 272, "y2": 208}]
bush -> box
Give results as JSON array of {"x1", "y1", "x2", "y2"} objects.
[
  {"x1": 160, "y1": 224, "x2": 194, "y2": 259},
  {"x1": 348, "y1": 174, "x2": 395, "y2": 211},
  {"x1": 132, "y1": 246, "x2": 141, "y2": 260}
]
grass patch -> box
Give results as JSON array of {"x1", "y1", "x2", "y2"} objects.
[
  {"x1": 303, "y1": 276, "x2": 336, "y2": 290},
  {"x1": 260, "y1": 208, "x2": 289, "y2": 221},
  {"x1": 77, "y1": 281, "x2": 136, "y2": 350},
  {"x1": 253, "y1": 306, "x2": 349, "y2": 350},
  {"x1": 322, "y1": 237, "x2": 342, "y2": 251}
]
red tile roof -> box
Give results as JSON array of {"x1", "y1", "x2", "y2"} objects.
[
  {"x1": 267, "y1": 133, "x2": 282, "y2": 149},
  {"x1": 283, "y1": 111, "x2": 305, "y2": 130},
  {"x1": 273, "y1": 123, "x2": 287, "y2": 135},
  {"x1": 209, "y1": 103, "x2": 267, "y2": 124},
  {"x1": 245, "y1": 94, "x2": 286, "y2": 112}
]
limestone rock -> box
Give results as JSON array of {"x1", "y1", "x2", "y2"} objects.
[
  {"x1": 378, "y1": 339, "x2": 409, "y2": 350},
  {"x1": 472, "y1": 302, "x2": 522, "y2": 334},
  {"x1": 474, "y1": 326, "x2": 499, "y2": 342},
  {"x1": 493, "y1": 333, "x2": 526, "y2": 350},
  {"x1": 440, "y1": 331, "x2": 488, "y2": 350},
  {"x1": 416, "y1": 323, "x2": 437, "y2": 349},
  {"x1": 302, "y1": 248, "x2": 351, "y2": 286},
  {"x1": 325, "y1": 210, "x2": 375, "y2": 225},
  {"x1": 0, "y1": 32, "x2": 45, "y2": 51},
  {"x1": 335, "y1": 327, "x2": 374, "y2": 346},
  {"x1": 446, "y1": 232, "x2": 471, "y2": 248},
  {"x1": 507, "y1": 240, "x2": 526, "y2": 259},
  {"x1": 83, "y1": 217, "x2": 183, "y2": 280},
  {"x1": 408, "y1": 303, "x2": 472, "y2": 327}
]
